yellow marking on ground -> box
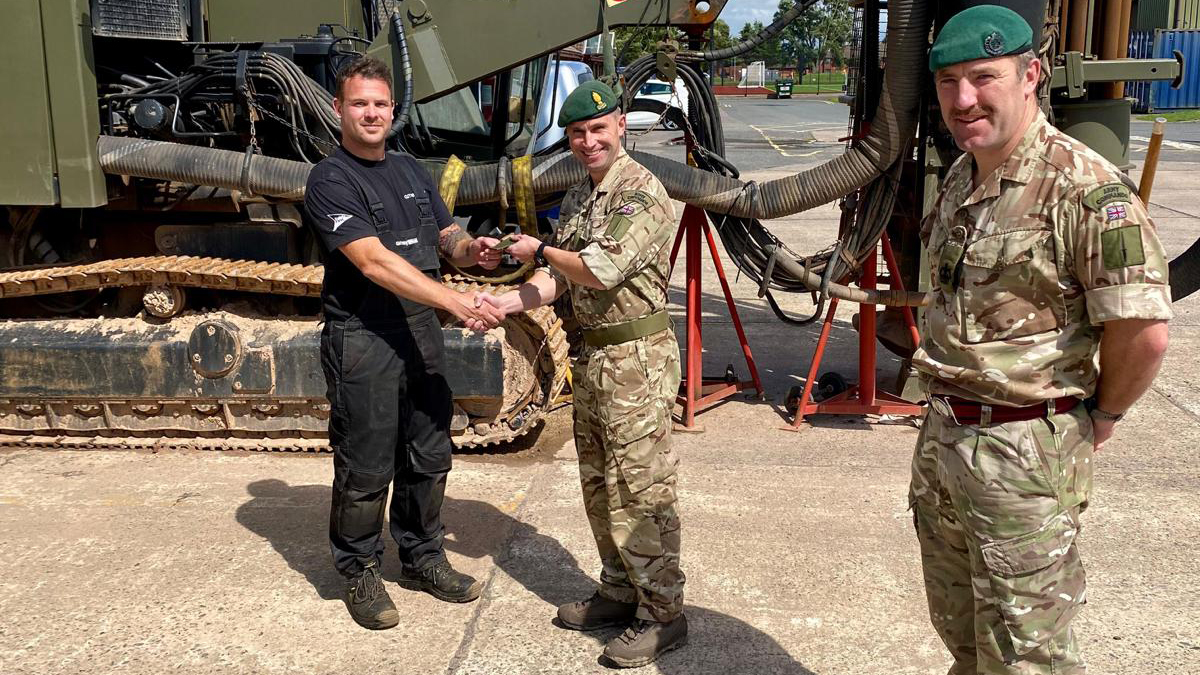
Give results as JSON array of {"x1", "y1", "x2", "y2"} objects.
[{"x1": 750, "y1": 124, "x2": 827, "y2": 158}]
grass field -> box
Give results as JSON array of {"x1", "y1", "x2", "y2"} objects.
[
  {"x1": 771, "y1": 73, "x2": 847, "y2": 94},
  {"x1": 714, "y1": 72, "x2": 847, "y2": 95},
  {"x1": 1136, "y1": 110, "x2": 1200, "y2": 122}
]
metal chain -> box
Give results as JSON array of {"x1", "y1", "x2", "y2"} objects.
[{"x1": 247, "y1": 97, "x2": 337, "y2": 154}]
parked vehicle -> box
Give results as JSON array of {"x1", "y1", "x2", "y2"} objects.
[{"x1": 626, "y1": 78, "x2": 689, "y2": 130}]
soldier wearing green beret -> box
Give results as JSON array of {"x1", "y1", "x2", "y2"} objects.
[
  {"x1": 910, "y1": 5, "x2": 1172, "y2": 673},
  {"x1": 471, "y1": 79, "x2": 686, "y2": 667}
]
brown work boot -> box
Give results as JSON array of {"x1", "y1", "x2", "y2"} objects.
[
  {"x1": 556, "y1": 592, "x2": 638, "y2": 630},
  {"x1": 602, "y1": 615, "x2": 688, "y2": 668}
]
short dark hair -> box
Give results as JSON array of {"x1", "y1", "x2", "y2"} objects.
[{"x1": 335, "y1": 57, "x2": 392, "y2": 100}]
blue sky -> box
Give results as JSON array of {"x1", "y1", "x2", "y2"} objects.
[{"x1": 719, "y1": 0, "x2": 781, "y2": 36}]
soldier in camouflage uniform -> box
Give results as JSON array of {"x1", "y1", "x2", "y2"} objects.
[
  {"x1": 472, "y1": 80, "x2": 685, "y2": 668},
  {"x1": 911, "y1": 7, "x2": 1172, "y2": 674}
]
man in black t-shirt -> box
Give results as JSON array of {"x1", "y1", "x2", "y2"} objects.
[{"x1": 303, "y1": 57, "x2": 504, "y2": 630}]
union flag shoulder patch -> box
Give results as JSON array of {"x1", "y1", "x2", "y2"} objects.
[{"x1": 1105, "y1": 203, "x2": 1128, "y2": 222}]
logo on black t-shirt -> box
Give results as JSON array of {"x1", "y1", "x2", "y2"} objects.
[{"x1": 327, "y1": 213, "x2": 354, "y2": 232}]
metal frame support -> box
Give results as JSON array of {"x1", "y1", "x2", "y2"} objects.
[
  {"x1": 1051, "y1": 50, "x2": 1184, "y2": 98},
  {"x1": 668, "y1": 202, "x2": 764, "y2": 430},
  {"x1": 785, "y1": 233, "x2": 923, "y2": 429}
]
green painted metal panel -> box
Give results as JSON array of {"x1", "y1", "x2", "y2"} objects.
[
  {"x1": 42, "y1": 0, "x2": 105, "y2": 208},
  {"x1": 368, "y1": 0, "x2": 726, "y2": 102},
  {"x1": 1134, "y1": 0, "x2": 1173, "y2": 31},
  {"x1": 0, "y1": 0, "x2": 57, "y2": 205},
  {"x1": 205, "y1": 0, "x2": 366, "y2": 42}
]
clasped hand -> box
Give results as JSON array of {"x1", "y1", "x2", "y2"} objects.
[
  {"x1": 447, "y1": 289, "x2": 504, "y2": 332},
  {"x1": 463, "y1": 292, "x2": 505, "y2": 333}
]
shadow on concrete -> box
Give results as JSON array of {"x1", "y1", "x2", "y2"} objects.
[
  {"x1": 235, "y1": 478, "x2": 343, "y2": 600},
  {"x1": 236, "y1": 483, "x2": 816, "y2": 673},
  {"x1": 441, "y1": 496, "x2": 819, "y2": 675}
]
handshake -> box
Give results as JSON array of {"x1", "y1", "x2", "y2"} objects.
[
  {"x1": 441, "y1": 287, "x2": 508, "y2": 333},
  {"x1": 448, "y1": 234, "x2": 544, "y2": 333}
]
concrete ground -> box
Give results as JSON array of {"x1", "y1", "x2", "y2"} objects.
[{"x1": 2, "y1": 102, "x2": 1199, "y2": 674}]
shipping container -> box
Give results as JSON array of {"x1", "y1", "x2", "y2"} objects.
[
  {"x1": 1126, "y1": 31, "x2": 1156, "y2": 110},
  {"x1": 1124, "y1": 29, "x2": 1200, "y2": 110},
  {"x1": 1134, "y1": 0, "x2": 1174, "y2": 31},
  {"x1": 1178, "y1": 0, "x2": 1200, "y2": 28},
  {"x1": 1152, "y1": 29, "x2": 1200, "y2": 108}
]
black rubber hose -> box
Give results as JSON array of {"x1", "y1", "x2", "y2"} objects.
[
  {"x1": 697, "y1": 1, "x2": 815, "y2": 61},
  {"x1": 389, "y1": 11, "x2": 414, "y2": 136},
  {"x1": 98, "y1": 136, "x2": 309, "y2": 199},
  {"x1": 1169, "y1": 236, "x2": 1200, "y2": 301}
]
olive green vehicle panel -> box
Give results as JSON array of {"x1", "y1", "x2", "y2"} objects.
[
  {"x1": 42, "y1": 0, "x2": 105, "y2": 208},
  {"x1": 367, "y1": 0, "x2": 727, "y2": 102},
  {"x1": 204, "y1": 0, "x2": 366, "y2": 42},
  {"x1": 0, "y1": 0, "x2": 104, "y2": 208},
  {"x1": 0, "y1": 1, "x2": 58, "y2": 205}
]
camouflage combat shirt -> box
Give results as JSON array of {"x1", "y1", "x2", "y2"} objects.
[
  {"x1": 541, "y1": 149, "x2": 676, "y2": 329},
  {"x1": 912, "y1": 111, "x2": 1173, "y2": 406}
]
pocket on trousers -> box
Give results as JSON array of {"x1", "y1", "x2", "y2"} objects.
[
  {"x1": 606, "y1": 400, "x2": 675, "y2": 494},
  {"x1": 338, "y1": 327, "x2": 371, "y2": 380},
  {"x1": 980, "y1": 510, "x2": 1086, "y2": 656}
]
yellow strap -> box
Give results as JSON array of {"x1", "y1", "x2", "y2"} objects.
[
  {"x1": 512, "y1": 155, "x2": 537, "y2": 234},
  {"x1": 438, "y1": 155, "x2": 466, "y2": 213},
  {"x1": 554, "y1": 361, "x2": 575, "y2": 406}
]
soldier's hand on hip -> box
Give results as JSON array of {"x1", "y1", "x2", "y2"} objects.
[
  {"x1": 506, "y1": 233, "x2": 541, "y2": 263},
  {"x1": 1091, "y1": 417, "x2": 1116, "y2": 452},
  {"x1": 470, "y1": 237, "x2": 503, "y2": 270}
]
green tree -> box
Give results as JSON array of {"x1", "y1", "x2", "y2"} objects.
[
  {"x1": 775, "y1": 0, "x2": 853, "y2": 74},
  {"x1": 736, "y1": 20, "x2": 783, "y2": 66},
  {"x1": 709, "y1": 18, "x2": 734, "y2": 51}
]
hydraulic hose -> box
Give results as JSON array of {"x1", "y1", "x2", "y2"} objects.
[
  {"x1": 388, "y1": 11, "x2": 414, "y2": 136},
  {"x1": 98, "y1": 136, "x2": 308, "y2": 200},
  {"x1": 695, "y1": 1, "x2": 815, "y2": 61},
  {"x1": 97, "y1": 135, "x2": 926, "y2": 306}
]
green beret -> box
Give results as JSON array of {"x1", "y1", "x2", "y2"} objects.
[
  {"x1": 557, "y1": 80, "x2": 620, "y2": 127},
  {"x1": 929, "y1": 5, "x2": 1034, "y2": 72}
]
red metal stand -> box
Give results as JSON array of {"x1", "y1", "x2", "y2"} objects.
[
  {"x1": 787, "y1": 233, "x2": 923, "y2": 428},
  {"x1": 668, "y1": 202, "x2": 764, "y2": 430}
]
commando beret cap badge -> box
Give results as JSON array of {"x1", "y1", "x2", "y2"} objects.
[
  {"x1": 929, "y1": 5, "x2": 1034, "y2": 71},
  {"x1": 558, "y1": 80, "x2": 620, "y2": 127}
]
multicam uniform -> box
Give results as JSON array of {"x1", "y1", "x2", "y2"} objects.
[
  {"x1": 909, "y1": 112, "x2": 1172, "y2": 673},
  {"x1": 544, "y1": 149, "x2": 684, "y2": 622}
]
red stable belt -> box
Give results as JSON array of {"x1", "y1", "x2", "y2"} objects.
[{"x1": 927, "y1": 395, "x2": 1079, "y2": 426}]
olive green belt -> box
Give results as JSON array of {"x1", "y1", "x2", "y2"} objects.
[{"x1": 582, "y1": 311, "x2": 670, "y2": 348}]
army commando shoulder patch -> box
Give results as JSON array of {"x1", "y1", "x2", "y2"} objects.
[
  {"x1": 1082, "y1": 182, "x2": 1133, "y2": 211},
  {"x1": 614, "y1": 190, "x2": 657, "y2": 214}
]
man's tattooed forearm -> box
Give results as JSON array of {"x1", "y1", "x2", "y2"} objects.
[{"x1": 437, "y1": 224, "x2": 471, "y2": 258}]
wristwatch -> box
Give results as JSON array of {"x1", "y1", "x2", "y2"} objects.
[
  {"x1": 534, "y1": 241, "x2": 549, "y2": 266},
  {"x1": 1085, "y1": 397, "x2": 1125, "y2": 423}
]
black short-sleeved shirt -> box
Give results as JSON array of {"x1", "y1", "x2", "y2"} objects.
[{"x1": 304, "y1": 147, "x2": 453, "y2": 323}]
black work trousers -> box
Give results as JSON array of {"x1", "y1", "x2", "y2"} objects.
[{"x1": 320, "y1": 309, "x2": 453, "y2": 578}]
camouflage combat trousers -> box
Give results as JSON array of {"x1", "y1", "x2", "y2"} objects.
[
  {"x1": 572, "y1": 328, "x2": 684, "y2": 622},
  {"x1": 909, "y1": 403, "x2": 1094, "y2": 674}
]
